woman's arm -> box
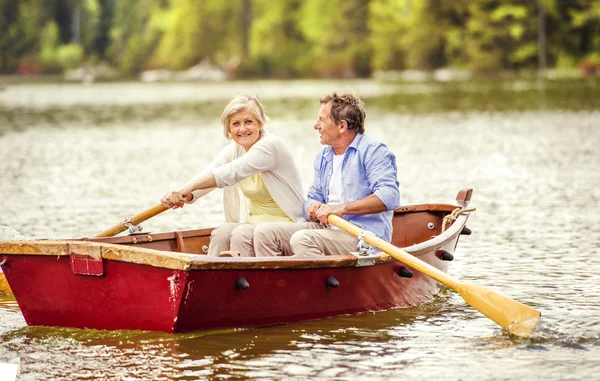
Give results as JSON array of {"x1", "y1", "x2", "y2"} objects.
[
  {"x1": 161, "y1": 144, "x2": 233, "y2": 210},
  {"x1": 161, "y1": 172, "x2": 218, "y2": 209},
  {"x1": 181, "y1": 172, "x2": 217, "y2": 198},
  {"x1": 211, "y1": 138, "x2": 277, "y2": 187}
]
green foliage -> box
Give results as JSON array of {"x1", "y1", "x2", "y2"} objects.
[
  {"x1": 369, "y1": 0, "x2": 408, "y2": 71},
  {"x1": 0, "y1": 0, "x2": 47, "y2": 72},
  {"x1": 80, "y1": 0, "x2": 102, "y2": 53},
  {"x1": 248, "y1": 0, "x2": 308, "y2": 77},
  {"x1": 106, "y1": 2, "x2": 143, "y2": 72},
  {"x1": 555, "y1": 53, "x2": 577, "y2": 69},
  {"x1": 1, "y1": 0, "x2": 599, "y2": 76},
  {"x1": 40, "y1": 21, "x2": 60, "y2": 50},
  {"x1": 40, "y1": 22, "x2": 84, "y2": 72},
  {"x1": 298, "y1": 0, "x2": 372, "y2": 77},
  {"x1": 39, "y1": 21, "x2": 60, "y2": 71},
  {"x1": 444, "y1": 2, "x2": 539, "y2": 71},
  {"x1": 152, "y1": 0, "x2": 242, "y2": 71},
  {"x1": 56, "y1": 43, "x2": 84, "y2": 69}
]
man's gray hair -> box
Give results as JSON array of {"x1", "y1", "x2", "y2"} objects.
[{"x1": 320, "y1": 92, "x2": 366, "y2": 134}]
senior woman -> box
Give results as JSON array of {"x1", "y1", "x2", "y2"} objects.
[{"x1": 161, "y1": 93, "x2": 304, "y2": 257}]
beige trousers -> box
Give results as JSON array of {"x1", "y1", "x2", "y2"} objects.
[
  {"x1": 254, "y1": 222, "x2": 359, "y2": 257},
  {"x1": 208, "y1": 223, "x2": 256, "y2": 257},
  {"x1": 209, "y1": 221, "x2": 360, "y2": 257}
]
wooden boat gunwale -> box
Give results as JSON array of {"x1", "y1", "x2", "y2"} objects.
[{"x1": 0, "y1": 202, "x2": 470, "y2": 271}]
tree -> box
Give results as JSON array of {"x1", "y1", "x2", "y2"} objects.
[
  {"x1": 248, "y1": 0, "x2": 308, "y2": 77},
  {"x1": 152, "y1": 0, "x2": 243, "y2": 71},
  {"x1": 298, "y1": 0, "x2": 372, "y2": 77}
]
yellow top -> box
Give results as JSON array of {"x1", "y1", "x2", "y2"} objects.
[{"x1": 239, "y1": 173, "x2": 293, "y2": 224}]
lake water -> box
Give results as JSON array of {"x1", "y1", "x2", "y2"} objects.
[{"x1": 0, "y1": 78, "x2": 599, "y2": 380}]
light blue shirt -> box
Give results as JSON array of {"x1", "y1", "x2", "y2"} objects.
[{"x1": 304, "y1": 133, "x2": 400, "y2": 243}]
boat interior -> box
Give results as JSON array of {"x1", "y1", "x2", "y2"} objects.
[{"x1": 84, "y1": 203, "x2": 466, "y2": 256}]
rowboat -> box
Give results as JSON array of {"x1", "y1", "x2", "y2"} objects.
[{"x1": 0, "y1": 190, "x2": 474, "y2": 333}]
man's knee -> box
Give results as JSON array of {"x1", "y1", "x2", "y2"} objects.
[
  {"x1": 253, "y1": 223, "x2": 288, "y2": 256},
  {"x1": 255, "y1": 223, "x2": 302, "y2": 257},
  {"x1": 290, "y1": 230, "x2": 311, "y2": 252}
]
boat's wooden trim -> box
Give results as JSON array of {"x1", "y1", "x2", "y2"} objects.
[
  {"x1": 393, "y1": 203, "x2": 458, "y2": 214},
  {"x1": 85, "y1": 227, "x2": 214, "y2": 245},
  {"x1": 0, "y1": 240, "x2": 195, "y2": 271},
  {"x1": 0, "y1": 200, "x2": 471, "y2": 272},
  {"x1": 0, "y1": 215, "x2": 465, "y2": 272},
  {"x1": 399, "y1": 212, "x2": 470, "y2": 257},
  {"x1": 0, "y1": 239, "x2": 363, "y2": 270}
]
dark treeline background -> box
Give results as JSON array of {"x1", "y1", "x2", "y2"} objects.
[{"x1": 1, "y1": 0, "x2": 599, "y2": 78}]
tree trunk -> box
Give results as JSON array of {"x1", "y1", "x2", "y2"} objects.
[
  {"x1": 72, "y1": 1, "x2": 81, "y2": 44},
  {"x1": 241, "y1": 0, "x2": 252, "y2": 61},
  {"x1": 537, "y1": 1, "x2": 547, "y2": 73}
]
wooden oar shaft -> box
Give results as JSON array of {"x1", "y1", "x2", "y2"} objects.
[
  {"x1": 329, "y1": 215, "x2": 459, "y2": 289},
  {"x1": 328, "y1": 214, "x2": 541, "y2": 337},
  {"x1": 94, "y1": 204, "x2": 168, "y2": 238}
]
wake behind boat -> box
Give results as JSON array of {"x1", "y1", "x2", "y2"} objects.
[{"x1": 0, "y1": 190, "x2": 474, "y2": 333}]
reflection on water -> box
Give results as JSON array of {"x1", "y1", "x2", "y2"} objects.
[
  {"x1": 1, "y1": 79, "x2": 598, "y2": 134},
  {"x1": 1, "y1": 296, "x2": 450, "y2": 380},
  {"x1": 0, "y1": 79, "x2": 599, "y2": 380}
]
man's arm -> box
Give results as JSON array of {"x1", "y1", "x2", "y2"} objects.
[
  {"x1": 365, "y1": 145, "x2": 400, "y2": 211},
  {"x1": 314, "y1": 144, "x2": 399, "y2": 225},
  {"x1": 314, "y1": 194, "x2": 386, "y2": 225}
]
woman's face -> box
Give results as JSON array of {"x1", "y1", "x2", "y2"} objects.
[{"x1": 228, "y1": 109, "x2": 261, "y2": 150}]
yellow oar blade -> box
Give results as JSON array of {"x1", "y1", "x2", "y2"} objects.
[
  {"x1": 0, "y1": 273, "x2": 12, "y2": 295},
  {"x1": 455, "y1": 283, "x2": 541, "y2": 337},
  {"x1": 327, "y1": 214, "x2": 541, "y2": 338}
]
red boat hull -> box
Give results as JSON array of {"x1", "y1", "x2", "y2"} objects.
[
  {"x1": 2, "y1": 252, "x2": 444, "y2": 333},
  {"x1": 0, "y1": 191, "x2": 473, "y2": 333},
  {"x1": 175, "y1": 255, "x2": 443, "y2": 332}
]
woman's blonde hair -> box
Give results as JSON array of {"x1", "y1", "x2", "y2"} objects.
[{"x1": 221, "y1": 93, "x2": 269, "y2": 139}]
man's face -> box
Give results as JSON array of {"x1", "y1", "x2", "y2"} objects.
[{"x1": 314, "y1": 102, "x2": 341, "y2": 146}]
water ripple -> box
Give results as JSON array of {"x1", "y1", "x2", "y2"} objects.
[{"x1": 1, "y1": 80, "x2": 599, "y2": 380}]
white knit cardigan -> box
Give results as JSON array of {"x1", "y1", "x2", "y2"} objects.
[{"x1": 188, "y1": 133, "x2": 305, "y2": 223}]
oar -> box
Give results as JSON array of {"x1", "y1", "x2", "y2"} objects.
[
  {"x1": 94, "y1": 204, "x2": 168, "y2": 238},
  {"x1": 327, "y1": 214, "x2": 541, "y2": 338},
  {"x1": 0, "y1": 226, "x2": 20, "y2": 295},
  {"x1": 0, "y1": 272, "x2": 11, "y2": 295}
]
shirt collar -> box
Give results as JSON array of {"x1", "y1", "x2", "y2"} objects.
[
  {"x1": 348, "y1": 132, "x2": 364, "y2": 150},
  {"x1": 323, "y1": 133, "x2": 363, "y2": 162}
]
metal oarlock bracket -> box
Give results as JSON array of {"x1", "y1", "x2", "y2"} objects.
[
  {"x1": 357, "y1": 230, "x2": 371, "y2": 255},
  {"x1": 124, "y1": 217, "x2": 143, "y2": 234},
  {"x1": 351, "y1": 230, "x2": 379, "y2": 267}
]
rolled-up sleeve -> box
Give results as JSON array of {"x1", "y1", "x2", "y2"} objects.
[{"x1": 367, "y1": 146, "x2": 400, "y2": 211}]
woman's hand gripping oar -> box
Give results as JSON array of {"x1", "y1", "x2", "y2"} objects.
[{"x1": 327, "y1": 214, "x2": 541, "y2": 338}]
